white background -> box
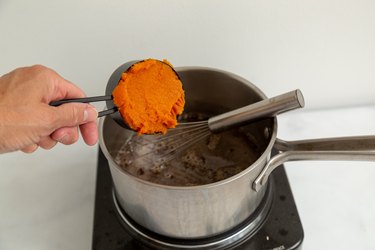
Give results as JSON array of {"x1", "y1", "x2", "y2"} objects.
[
  {"x1": 0, "y1": 0, "x2": 374, "y2": 109},
  {"x1": 1, "y1": 1, "x2": 375, "y2": 250}
]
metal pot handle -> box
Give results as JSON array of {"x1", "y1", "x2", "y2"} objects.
[{"x1": 252, "y1": 136, "x2": 375, "y2": 191}]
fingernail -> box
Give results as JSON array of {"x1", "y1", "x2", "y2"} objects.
[
  {"x1": 83, "y1": 106, "x2": 98, "y2": 122},
  {"x1": 57, "y1": 134, "x2": 70, "y2": 144}
]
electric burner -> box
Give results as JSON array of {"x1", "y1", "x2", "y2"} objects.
[{"x1": 92, "y1": 148, "x2": 303, "y2": 250}]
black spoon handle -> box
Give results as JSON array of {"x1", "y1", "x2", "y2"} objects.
[{"x1": 50, "y1": 95, "x2": 113, "y2": 106}]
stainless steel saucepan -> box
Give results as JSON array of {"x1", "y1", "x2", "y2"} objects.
[{"x1": 99, "y1": 64, "x2": 375, "y2": 239}]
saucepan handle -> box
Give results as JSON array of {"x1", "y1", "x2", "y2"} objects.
[{"x1": 252, "y1": 136, "x2": 375, "y2": 191}]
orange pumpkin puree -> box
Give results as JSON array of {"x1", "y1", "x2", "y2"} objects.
[{"x1": 112, "y1": 59, "x2": 185, "y2": 134}]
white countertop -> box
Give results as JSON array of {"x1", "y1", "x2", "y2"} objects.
[{"x1": 1, "y1": 105, "x2": 375, "y2": 250}]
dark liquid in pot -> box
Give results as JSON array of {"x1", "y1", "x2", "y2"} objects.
[{"x1": 115, "y1": 113, "x2": 263, "y2": 186}]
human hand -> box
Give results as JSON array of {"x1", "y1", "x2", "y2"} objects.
[{"x1": 0, "y1": 65, "x2": 98, "y2": 153}]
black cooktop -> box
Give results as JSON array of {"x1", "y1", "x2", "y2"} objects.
[{"x1": 92, "y1": 148, "x2": 303, "y2": 250}]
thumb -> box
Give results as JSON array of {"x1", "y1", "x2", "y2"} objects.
[{"x1": 53, "y1": 103, "x2": 98, "y2": 128}]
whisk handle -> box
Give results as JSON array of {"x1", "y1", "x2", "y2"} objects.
[{"x1": 208, "y1": 89, "x2": 304, "y2": 133}]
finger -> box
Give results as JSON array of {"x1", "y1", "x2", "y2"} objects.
[
  {"x1": 52, "y1": 103, "x2": 97, "y2": 129},
  {"x1": 44, "y1": 67, "x2": 87, "y2": 101},
  {"x1": 52, "y1": 79, "x2": 86, "y2": 101},
  {"x1": 79, "y1": 121, "x2": 98, "y2": 146},
  {"x1": 20, "y1": 65, "x2": 86, "y2": 103},
  {"x1": 21, "y1": 144, "x2": 39, "y2": 153},
  {"x1": 38, "y1": 136, "x2": 58, "y2": 150},
  {"x1": 51, "y1": 127, "x2": 79, "y2": 145}
]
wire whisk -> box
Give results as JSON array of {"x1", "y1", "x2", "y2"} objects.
[{"x1": 118, "y1": 89, "x2": 305, "y2": 168}]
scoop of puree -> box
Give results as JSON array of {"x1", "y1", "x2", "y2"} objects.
[{"x1": 112, "y1": 59, "x2": 185, "y2": 134}]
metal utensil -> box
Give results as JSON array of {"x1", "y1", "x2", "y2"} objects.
[{"x1": 123, "y1": 89, "x2": 305, "y2": 168}]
